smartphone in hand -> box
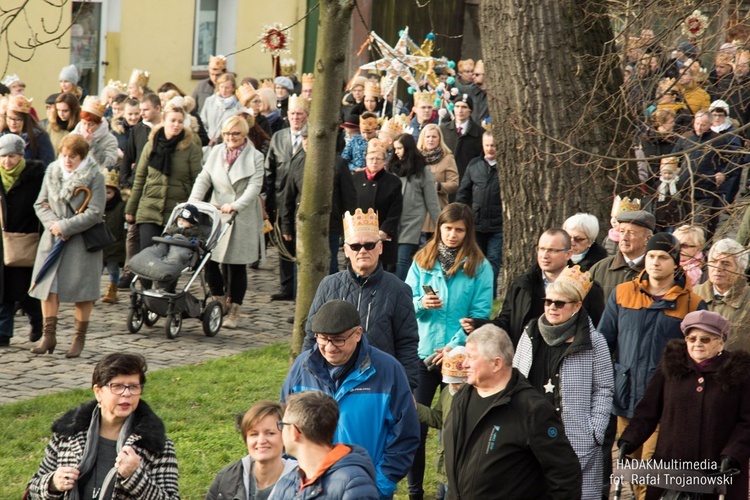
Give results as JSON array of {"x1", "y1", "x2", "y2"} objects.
[{"x1": 422, "y1": 285, "x2": 436, "y2": 295}]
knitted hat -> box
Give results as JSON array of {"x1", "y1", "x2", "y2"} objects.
[
  {"x1": 274, "y1": 76, "x2": 294, "y2": 92},
  {"x1": 0, "y1": 134, "x2": 25, "y2": 156},
  {"x1": 454, "y1": 93, "x2": 473, "y2": 110},
  {"x1": 709, "y1": 99, "x2": 730, "y2": 116},
  {"x1": 179, "y1": 204, "x2": 200, "y2": 226},
  {"x1": 681, "y1": 310, "x2": 731, "y2": 342},
  {"x1": 645, "y1": 232, "x2": 681, "y2": 265},
  {"x1": 59, "y1": 65, "x2": 79, "y2": 85},
  {"x1": 311, "y1": 300, "x2": 361, "y2": 334},
  {"x1": 441, "y1": 346, "x2": 468, "y2": 383}
]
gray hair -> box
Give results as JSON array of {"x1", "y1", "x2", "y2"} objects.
[
  {"x1": 466, "y1": 324, "x2": 514, "y2": 368},
  {"x1": 563, "y1": 213, "x2": 600, "y2": 242},
  {"x1": 695, "y1": 109, "x2": 712, "y2": 122},
  {"x1": 708, "y1": 238, "x2": 749, "y2": 270}
]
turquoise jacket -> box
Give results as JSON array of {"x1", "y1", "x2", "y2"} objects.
[{"x1": 406, "y1": 258, "x2": 494, "y2": 359}]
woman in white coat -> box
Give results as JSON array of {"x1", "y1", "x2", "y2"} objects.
[
  {"x1": 189, "y1": 115, "x2": 264, "y2": 328},
  {"x1": 200, "y1": 73, "x2": 242, "y2": 146}
]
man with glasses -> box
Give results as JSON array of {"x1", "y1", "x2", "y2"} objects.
[
  {"x1": 465, "y1": 228, "x2": 604, "y2": 346},
  {"x1": 598, "y1": 233, "x2": 705, "y2": 500},
  {"x1": 282, "y1": 300, "x2": 419, "y2": 499},
  {"x1": 303, "y1": 209, "x2": 420, "y2": 389}
]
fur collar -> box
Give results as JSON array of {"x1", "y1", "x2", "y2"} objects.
[
  {"x1": 51, "y1": 399, "x2": 167, "y2": 455},
  {"x1": 45, "y1": 156, "x2": 102, "y2": 204},
  {"x1": 662, "y1": 339, "x2": 750, "y2": 391},
  {"x1": 148, "y1": 124, "x2": 194, "y2": 151}
]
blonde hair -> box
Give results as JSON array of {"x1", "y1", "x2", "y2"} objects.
[
  {"x1": 257, "y1": 88, "x2": 277, "y2": 114},
  {"x1": 546, "y1": 280, "x2": 583, "y2": 303},
  {"x1": 674, "y1": 225, "x2": 706, "y2": 247},
  {"x1": 221, "y1": 114, "x2": 249, "y2": 136},
  {"x1": 215, "y1": 73, "x2": 236, "y2": 90},
  {"x1": 417, "y1": 123, "x2": 453, "y2": 155}
]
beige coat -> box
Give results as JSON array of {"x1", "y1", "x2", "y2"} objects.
[
  {"x1": 189, "y1": 141, "x2": 265, "y2": 265},
  {"x1": 422, "y1": 153, "x2": 459, "y2": 232},
  {"x1": 693, "y1": 279, "x2": 750, "y2": 352}
]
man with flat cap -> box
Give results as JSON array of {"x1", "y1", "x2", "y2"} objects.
[
  {"x1": 281, "y1": 299, "x2": 420, "y2": 500},
  {"x1": 590, "y1": 205, "x2": 657, "y2": 301},
  {"x1": 598, "y1": 232, "x2": 705, "y2": 500}
]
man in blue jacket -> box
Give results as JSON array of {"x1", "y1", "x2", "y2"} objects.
[{"x1": 281, "y1": 300, "x2": 420, "y2": 499}]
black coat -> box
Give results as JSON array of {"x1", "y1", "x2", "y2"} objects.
[
  {"x1": 122, "y1": 121, "x2": 152, "y2": 189},
  {"x1": 673, "y1": 130, "x2": 740, "y2": 200},
  {"x1": 576, "y1": 241, "x2": 608, "y2": 273},
  {"x1": 455, "y1": 156, "x2": 502, "y2": 233},
  {"x1": 440, "y1": 119, "x2": 483, "y2": 180},
  {"x1": 0, "y1": 160, "x2": 44, "y2": 303},
  {"x1": 351, "y1": 168, "x2": 403, "y2": 240}
]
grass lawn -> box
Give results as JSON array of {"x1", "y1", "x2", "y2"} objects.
[{"x1": 0, "y1": 343, "x2": 440, "y2": 499}]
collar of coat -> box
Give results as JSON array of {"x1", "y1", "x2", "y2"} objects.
[
  {"x1": 51, "y1": 399, "x2": 168, "y2": 455},
  {"x1": 346, "y1": 261, "x2": 384, "y2": 285},
  {"x1": 524, "y1": 310, "x2": 593, "y2": 356},
  {"x1": 662, "y1": 339, "x2": 750, "y2": 391},
  {"x1": 45, "y1": 155, "x2": 102, "y2": 205},
  {"x1": 615, "y1": 269, "x2": 700, "y2": 319},
  {"x1": 695, "y1": 276, "x2": 748, "y2": 309},
  {"x1": 148, "y1": 123, "x2": 195, "y2": 152}
]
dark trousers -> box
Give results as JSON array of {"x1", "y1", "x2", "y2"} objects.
[
  {"x1": 475, "y1": 230, "x2": 503, "y2": 298},
  {"x1": 123, "y1": 222, "x2": 141, "y2": 275},
  {"x1": 407, "y1": 362, "x2": 445, "y2": 496},
  {"x1": 0, "y1": 295, "x2": 41, "y2": 338},
  {"x1": 279, "y1": 237, "x2": 295, "y2": 296},
  {"x1": 206, "y1": 261, "x2": 248, "y2": 305}
]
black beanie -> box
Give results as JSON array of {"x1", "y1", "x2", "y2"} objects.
[{"x1": 645, "y1": 232, "x2": 681, "y2": 265}]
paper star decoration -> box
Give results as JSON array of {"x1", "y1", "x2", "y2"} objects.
[
  {"x1": 407, "y1": 33, "x2": 450, "y2": 89},
  {"x1": 359, "y1": 27, "x2": 434, "y2": 95}
]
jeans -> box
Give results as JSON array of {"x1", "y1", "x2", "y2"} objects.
[
  {"x1": 407, "y1": 362, "x2": 445, "y2": 496},
  {"x1": 475, "y1": 231, "x2": 502, "y2": 298},
  {"x1": 0, "y1": 301, "x2": 14, "y2": 338},
  {"x1": 395, "y1": 243, "x2": 420, "y2": 281},
  {"x1": 104, "y1": 262, "x2": 120, "y2": 284}
]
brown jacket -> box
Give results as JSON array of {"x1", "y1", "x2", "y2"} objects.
[
  {"x1": 589, "y1": 251, "x2": 644, "y2": 302},
  {"x1": 693, "y1": 279, "x2": 750, "y2": 353},
  {"x1": 422, "y1": 153, "x2": 459, "y2": 232}
]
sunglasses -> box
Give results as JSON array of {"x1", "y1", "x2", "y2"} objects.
[
  {"x1": 685, "y1": 335, "x2": 718, "y2": 344},
  {"x1": 346, "y1": 242, "x2": 378, "y2": 252},
  {"x1": 543, "y1": 299, "x2": 574, "y2": 309}
]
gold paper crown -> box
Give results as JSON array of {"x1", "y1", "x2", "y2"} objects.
[
  {"x1": 103, "y1": 168, "x2": 119, "y2": 188},
  {"x1": 378, "y1": 115, "x2": 406, "y2": 140},
  {"x1": 280, "y1": 58, "x2": 297, "y2": 76},
  {"x1": 457, "y1": 59, "x2": 475, "y2": 72},
  {"x1": 414, "y1": 90, "x2": 436, "y2": 106},
  {"x1": 360, "y1": 114, "x2": 379, "y2": 133},
  {"x1": 107, "y1": 79, "x2": 127, "y2": 94},
  {"x1": 1, "y1": 74, "x2": 20, "y2": 87},
  {"x1": 129, "y1": 69, "x2": 150, "y2": 88},
  {"x1": 441, "y1": 348, "x2": 468, "y2": 380},
  {"x1": 7, "y1": 95, "x2": 32, "y2": 114},
  {"x1": 301, "y1": 73, "x2": 314, "y2": 87},
  {"x1": 343, "y1": 208, "x2": 379, "y2": 240},
  {"x1": 259, "y1": 79, "x2": 274, "y2": 89},
  {"x1": 288, "y1": 94, "x2": 310, "y2": 113},
  {"x1": 348, "y1": 76, "x2": 368, "y2": 91},
  {"x1": 367, "y1": 138, "x2": 387, "y2": 157},
  {"x1": 209, "y1": 55, "x2": 227, "y2": 70},
  {"x1": 611, "y1": 195, "x2": 641, "y2": 217},
  {"x1": 556, "y1": 265, "x2": 593, "y2": 300},
  {"x1": 236, "y1": 83, "x2": 257, "y2": 107},
  {"x1": 82, "y1": 96, "x2": 106, "y2": 118},
  {"x1": 364, "y1": 81, "x2": 381, "y2": 99}
]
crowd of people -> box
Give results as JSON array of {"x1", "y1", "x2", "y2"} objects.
[{"x1": 4, "y1": 30, "x2": 750, "y2": 500}]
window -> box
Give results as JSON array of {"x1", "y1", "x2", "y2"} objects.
[{"x1": 193, "y1": 0, "x2": 218, "y2": 67}]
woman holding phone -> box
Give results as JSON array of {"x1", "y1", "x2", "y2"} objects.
[{"x1": 404, "y1": 202, "x2": 494, "y2": 499}]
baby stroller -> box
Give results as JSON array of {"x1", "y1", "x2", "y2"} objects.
[{"x1": 126, "y1": 201, "x2": 235, "y2": 339}]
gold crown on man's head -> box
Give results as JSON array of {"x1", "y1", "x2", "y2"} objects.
[
  {"x1": 365, "y1": 81, "x2": 381, "y2": 99},
  {"x1": 288, "y1": 94, "x2": 310, "y2": 113},
  {"x1": 556, "y1": 265, "x2": 593, "y2": 299},
  {"x1": 301, "y1": 73, "x2": 314, "y2": 86},
  {"x1": 343, "y1": 208, "x2": 379, "y2": 240},
  {"x1": 209, "y1": 55, "x2": 227, "y2": 70},
  {"x1": 129, "y1": 69, "x2": 150, "y2": 88},
  {"x1": 414, "y1": 90, "x2": 436, "y2": 106},
  {"x1": 281, "y1": 58, "x2": 297, "y2": 76},
  {"x1": 611, "y1": 195, "x2": 641, "y2": 217},
  {"x1": 236, "y1": 83, "x2": 257, "y2": 106}
]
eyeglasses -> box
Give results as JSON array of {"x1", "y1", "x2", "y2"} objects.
[
  {"x1": 315, "y1": 329, "x2": 359, "y2": 347},
  {"x1": 536, "y1": 247, "x2": 569, "y2": 254},
  {"x1": 685, "y1": 335, "x2": 719, "y2": 344},
  {"x1": 543, "y1": 299, "x2": 575, "y2": 309},
  {"x1": 570, "y1": 236, "x2": 589, "y2": 243},
  {"x1": 105, "y1": 383, "x2": 144, "y2": 395},
  {"x1": 277, "y1": 421, "x2": 296, "y2": 431},
  {"x1": 222, "y1": 131, "x2": 242, "y2": 138},
  {"x1": 346, "y1": 241, "x2": 379, "y2": 252},
  {"x1": 5, "y1": 115, "x2": 23, "y2": 123},
  {"x1": 681, "y1": 244, "x2": 699, "y2": 249}
]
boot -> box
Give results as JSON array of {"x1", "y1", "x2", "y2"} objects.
[
  {"x1": 223, "y1": 303, "x2": 240, "y2": 329},
  {"x1": 30, "y1": 318, "x2": 57, "y2": 354},
  {"x1": 65, "y1": 320, "x2": 89, "y2": 358},
  {"x1": 28, "y1": 321, "x2": 43, "y2": 342},
  {"x1": 102, "y1": 283, "x2": 118, "y2": 304},
  {"x1": 211, "y1": 295, "x2": 227, "y2": 314}
]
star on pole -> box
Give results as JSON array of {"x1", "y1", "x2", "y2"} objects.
[{"x1": 359, "y1": 27, "x2": 434, "y2": 96}]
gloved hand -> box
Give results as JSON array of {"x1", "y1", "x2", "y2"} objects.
[
  {"x1": 617, "y1": 440, "x2": 633, "y2": 457},
  {"x1": 720, "y1": 455, "x2": 741, "y2": 475}
]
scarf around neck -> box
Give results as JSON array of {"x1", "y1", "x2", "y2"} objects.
[
  {"x1": 224, "y1": 139, "x2": 248, "y2": 171},
  {"x1": 218, "y1": 94, "x2": 238, "y2": 110},
  {"x1": 711, "y1": 120, "x2": 732, "y2": 134},
  {"x1": 657, "y1": 175, "x2": 678, "y2": 201},
  {"x1": 681, "y1": 252, "x2": 704, "y2": 286},
  {"x1": 608, "y1": 227, "x2": 621, "y2": 243},
  {"x1": 437, "y1": 243, "x2": 459, "y2": 275},
  {"x1": 422, "y1": 146, "x2": 445, "y2": 165},
  {"x1": 148, "y1": 128, "x2": 184, "y2": 176},
  {"x1": 0, "y1": 157, "x2": 26, "y2": 193},
  {"x1": 537, "y1": 314, "x2": 578, "y2": 347}
]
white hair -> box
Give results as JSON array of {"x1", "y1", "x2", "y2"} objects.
[
  {"x1": 563, "y1": 213, "x2": 600, "y2": 242},
  {"x1": 466, "y1": 324, "x2": 514, "y2": 367},
  {"x1": 708, "y1": 238, "x2": 749, "y2": 270}
]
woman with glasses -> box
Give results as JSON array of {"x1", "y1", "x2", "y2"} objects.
[
  {"x1": 404, "y1": 203, "x2": 493, "y2": 499},
  {"x1": 26, "y1": 353, "x2": 179, "y2": 498},
  {"x1": 1, "y1": 95, "x2": 55, "y2": 166},
  {"x1": 563, "y1": 213, "x2": 607, "y2": 272},
  {"x1": 673, "y1": 225, "x2": 706, "y2": 286},
  {"x1": 513, "y1": 265, "x2": 613, "y2": 499},
  {"x1": 619, "y1": 310, "x2": 750, "y2": 500},
  {"x1": 207, "y1": 400, "x2": 297, "y2": 500},
  {"x1": 189, "y1": 115, "x2": 264, "y2": 329}
]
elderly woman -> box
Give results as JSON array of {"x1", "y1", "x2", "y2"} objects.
[
  {"x1": 673, "y1": 225, "x2": 706, "y2": 286},
  {"x1": 27, "y1": 353, "x2": 179, "y2": 498},
  {"x1": 0, "y1": 135, "x2": 45, "y2": 347},
  {"x1": 693, "y1": 239, "x2": 750, "y2": 351},
  {"x1": 206, "y1": 400, "x2": 297, "y2": 499},
  {"x1": 417, "y1": 124, "x2": 459, "y2": 235},
  {"x1": 514, "y1": 265, "x2": 614, "y2": 499},
  {"x1": 46, "y1": 93, "x2": 81, "y2": 153},
  {"x1": 189, "y1": 115, "x2": 264, "y2": 329},
  {"x1": 563, "y1": 213, "x2": 608, "y2": 272},
  {"x1": 201, "y1": 73, "x2": 242, "y2": 145},
  {"x1": 258, "y1": 88, "x2": 282, "y2": 134},
  {"x1": 2, "y1": 95, "x2": 55, "y2": 166},
  {"x1": 71, "y1": 96, "x2": 119, "y2": 169},
  {"x1": 619, "y1": 311, "x2": 750, "y2": 500},
  {"x1": 29, "y1": 134, "x2": 105, "y2": 358}
]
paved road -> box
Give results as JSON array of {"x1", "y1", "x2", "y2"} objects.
[{"x1": 0, "y1": 248, "x2": 297, "y2": 406}]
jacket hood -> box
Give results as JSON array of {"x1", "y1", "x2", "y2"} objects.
[
  {"x1": 51, "y1": 399, "x2": 168, "y2": 455},
  {"x1": 662, "y1": 339, "x2": 750, "y2": 391},
  {"x1": 329, "y1": 443, "x2": 378, "y2": 481},
  {"x1": 148, "y1": 123, "x2": 194, "y2": 151}
]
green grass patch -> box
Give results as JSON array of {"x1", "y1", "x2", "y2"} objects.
[{"x1": 0, "y1": 343, "x2": 441, "y2": 499}]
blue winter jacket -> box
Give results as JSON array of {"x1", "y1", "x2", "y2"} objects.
[
  {"x1": 406, "y1": 258, "x2": 494, "y2": 359},
  {"x1": 269, "y1": 444, "x2": 379, "y2": 500},
  {"x1": 280, "y1": 337, "x2": 420, "y2": 498}
]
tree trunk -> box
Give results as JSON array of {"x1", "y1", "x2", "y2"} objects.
[
  {"x1": 291, "y1": 0, "x2": 355, "y2": 360},
  {"x1": 479, "y1": 0, "x2": 634, "y2": 288}
]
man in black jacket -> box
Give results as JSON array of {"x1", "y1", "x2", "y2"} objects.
[
  {"x1": 445, "y1": 325, "x2": 582, "y2": 499},
  {"x1": 440, "y1": 94, "x2": 482, "y2": 181}
]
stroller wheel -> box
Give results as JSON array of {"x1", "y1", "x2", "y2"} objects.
[
  {"x1": 203, "y1": 301, "x2": 223, "y2": 337},
  {"x1": 144, "y1": 309, "x2": 159, "y2": 327},
  {"x1": 164, "y1": 314, "x2": 182, "y2": 339},
  {"x1": 127, "y1": 306, "x2": 144, "y2": 333}
]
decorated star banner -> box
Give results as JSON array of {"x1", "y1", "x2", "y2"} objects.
[
  {"x1": 406, "y1": 32, "x2": 451, "y2": 88},
  {"x1": 359, "y1": 27, "x2": 434, "y2": 95}
]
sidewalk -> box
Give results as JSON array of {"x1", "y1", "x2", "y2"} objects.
[{"x1": 0, "y1": 248, "x2": 296, "y2": 406}]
